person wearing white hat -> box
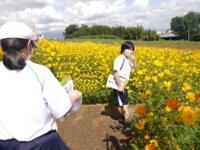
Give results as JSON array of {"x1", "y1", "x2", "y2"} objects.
[{"x1": 0, "y1": 22, "x2": 82, "y2": 150}]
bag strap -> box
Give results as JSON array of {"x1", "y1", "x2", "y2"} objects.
[
  {"x1": 26, "y1": 64, "x2": 43, "y2": 91},
  {"x1": 26, "y1": 64, "x2": 47, "y2": 105},
  {"x1": 119, "y1": 58, "x2": 125, "y2": 71}
]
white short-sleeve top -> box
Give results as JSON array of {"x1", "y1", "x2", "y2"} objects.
[
  {"x1": 0, "y1": 61, "x2": 72, "y2": 141},
  {"x1": 114, "y1": 55, "x2": 134, "y2": 82}
]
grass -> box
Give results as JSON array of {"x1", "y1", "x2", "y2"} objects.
[{"x1": 55, "y1": 39, "x2": 200, "y2": 45}]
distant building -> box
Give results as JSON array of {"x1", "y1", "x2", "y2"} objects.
[
  {"x1": 159, "y1": 29, "x2": 179, "y2": 40},
  {"x1": 165, "y1": 29, "x2": 173, "y2": 34},
  {"x1": 157, "y1": 31, "x2": 161, "y2": 35},
  {"x1": 161, "y1": 31, "x2": 166, "y2": 34}
]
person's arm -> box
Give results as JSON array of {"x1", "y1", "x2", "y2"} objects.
[
  {"x1": 42, "y1": 67, "x2": 82, "y2": 119},
  {"x1": 114, "y1": 70, "x2": 124, "y2": 93},
  {"x1": 63, "y1": 91, "x2": 82, "y2": 116},
  {"x1": 129, "y1": 55, "x2": 138, "y2": 73}
]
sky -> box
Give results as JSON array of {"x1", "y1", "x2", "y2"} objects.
[{"x1": 0, "y1": 0, "x2": 200, "y2": 37}]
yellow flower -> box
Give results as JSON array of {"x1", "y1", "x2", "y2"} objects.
[
  {"x1": 123, "y1": 82, "x2": 127, "y2": 86},
  {"x1": 145, "y1": 117, "x2": 151, "y2": 122},
  {"x1": 150, "y1": 139, "x2": 158, "y2": 148},
  {"x1": 164, "y1": 81, "x2": 171, "y2": 88},
  {"x1": 165, "y1": 106, "x2": 172, "y2": 113},
  {"x1": 186, "y1": 93, "x2": 196, "y2": 103},
  {"x1": 173, "y1": 145, "x2": 181, "y2": 150},
  {"x1": 195, "y1": 106, "x2": 200, "y2": 112},
  {"x1": 146, "y1": 112, "x2": 154, "y2": 118},
  {"x1": 144, "y1": 135, "x2": 150, "y2": 140},
  {"x1": 141, "y1": 92, "x2": 147, "y2": 98},
  {"x1": 182, "y1": 110, "x2": 197, "y2": 126},
  {"x1": 178, "y1": 106, "x2": 184, "y2": 113},
  {"x1": 146, "y1": 90, "x2": 151, "y2": 95},
  {"x1": 151, "y1": 68, "x2": 157, "y2": 74},
  {"x1": 162, "y1": 117, "x2": 167, "y2": 126},
  {"x1": 164, "y1": 69, "x2": 170, "y2": 74},
  {"x1": 48, "y1": 57, "x2": 53, "y2": 61},
  {"x1": 135, "y1": 120, "x2": 145, "y2": 130},
  {"x1": 137, "y1": 70, "x2": 143, "y2": 75},
  {"x1": 144, "y1": 75, "x2": 151, "y2": 81},
  {"x1": 174, "y1": 115, "x2": 182, "y2": 123},
  {"x1": 125, "y1": 86, "x2": 129, "y2": 90},
  {"x1": 153, "y1": 60, "x2": 162, "y2": 67},
  {"x1": 152, "y1": 76, "x2": 158, "y2": 83},
  {"x1": 158, "y1": 72, "x2": 164, "y2": 78},
  {"x1": 182, "y1": 82, "x2": 191, "y2": 91},
  {"x1": 47, "y1": 64, "x2": 52, "y2": 68},
  {"x1": 162, "y1": 137, "x2": 167, "y2": 140}
]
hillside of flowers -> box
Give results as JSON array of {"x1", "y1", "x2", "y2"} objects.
[{"x1": 0, "y1": 39, "x2": 200, "y2": 149}]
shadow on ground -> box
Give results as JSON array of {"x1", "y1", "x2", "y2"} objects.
[{"x1": 55, "y1": 103, "x2": 137, "y2": 150}]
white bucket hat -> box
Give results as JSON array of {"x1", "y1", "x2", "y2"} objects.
[{"x1": 0, "y1": 21, "x2": 38, "y2": 48}]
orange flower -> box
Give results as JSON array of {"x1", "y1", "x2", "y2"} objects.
[
  {"x1": 195, "y1": 93, "x2": 200, "y2": 99},
  {"x1": 144, "y1": 144, "x2": 156, "y2": 150},
  {"x1": 135, "y1": 105, "x2": 146, "y2": 115},
  {"x1": 180, "y1": 106, "x2": 196, "y2": 114},
  {"x1": 165, "y1": 98, "x2": 178, "y2": 109},
  {"x1": 150, "y1": 106, "x2": 153, "y2": 110}
]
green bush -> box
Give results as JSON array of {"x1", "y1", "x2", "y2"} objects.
[{"x1": 73, "y1": 35, "x2": 120, "y2": 39}]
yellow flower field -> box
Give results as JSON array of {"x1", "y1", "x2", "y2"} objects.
[{"x1": 0, "y1": 39, "x2": 200, "y2": 149}]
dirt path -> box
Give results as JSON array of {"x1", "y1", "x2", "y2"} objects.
[{"x1": 55, "y1": 104, "x2": 138, "y2": 150}]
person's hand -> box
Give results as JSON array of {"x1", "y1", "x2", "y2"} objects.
[
  {"x1": 117, "y1": 86, "x2": 125, "y2": 94},
  {"x1": 129, "y1": 55, "x2": 136, "y2": 62},
  {"x1": 70, "y1": 90, "x2": 82, "y2": 101}
]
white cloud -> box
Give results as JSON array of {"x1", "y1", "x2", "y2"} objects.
[
  {"x1": 0, "y1": 0, "x2": 54, "y2": 11},
  {"x1": 0, "y1": 0, "x2": 200, "y2": 36},
  {"x1": 65, "y1": 0, "x2": 126, "y2": 20},
  {"x1": 133, "y1": 0, "x2": 149, "y2": 6},
  {"x1": 149, "y1": 0, "x2": 200, "y2": 30}
]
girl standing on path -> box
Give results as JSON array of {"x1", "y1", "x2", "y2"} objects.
[
  {"x1": 113, "y1": 41, "x2": 138, "y2": 130},
  {"x1": 0, "y1": 21, "x2": 82, "y2": 150}
]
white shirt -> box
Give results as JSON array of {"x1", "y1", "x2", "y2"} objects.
[
  {"x1": 114, "y1": 55, "x2": 134, "y2": 82},
  {"x1": 0, "y1": 61, "x2": 72, "y2": 141}
]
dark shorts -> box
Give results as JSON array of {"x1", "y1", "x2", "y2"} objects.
[
  {"x1": 0, "y1": 130, "x2": 71, "y2": 150},
  {"x1": 114, "y1": 89, "x2": 128, "y2": 106}
]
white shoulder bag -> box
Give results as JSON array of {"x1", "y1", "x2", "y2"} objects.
[{"x1": 106, "y1": 58, "x2": 128, "y2": 90}]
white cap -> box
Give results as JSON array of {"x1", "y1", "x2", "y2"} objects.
[{"x1": 0, "y1": 21, "x2": 38, "y2": 48}]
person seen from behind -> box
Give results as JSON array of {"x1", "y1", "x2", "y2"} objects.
[
  {"x1": 113, "y1": 41, "x2": 138, "y2": 130},
  {"x1": 0, "y1": 21, "x2": 82, "y2": 150}
]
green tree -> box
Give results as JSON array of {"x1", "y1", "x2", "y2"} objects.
[
  {"x1": 63, "y1": 24, "x2": 79, "y2": 39},
  {"x1": 184, "y1": 11, "x2": 200, "y2": 39},
  {"x1": 68, "y1": 31, "x2": 79, "y2": 38},
  {"x1": 171, "y1": 11, "x2": 200, "y2": 40},
  {"x1": 63, "y1": 24, "x2": 161, "y2": 41},
  {"x1": 171, "y1": 16, "x2": 185, "y2": 39},
  {"x1": 79, "y1": 25, "x2": 89, "y2": 36}
]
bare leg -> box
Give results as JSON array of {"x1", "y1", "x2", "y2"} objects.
[
  {"x1": 120, "y1": 106, "x2": 123, "y2": 115},
  {"x1": 123, "y1": 105, "x2": 129, "y2": 123}
]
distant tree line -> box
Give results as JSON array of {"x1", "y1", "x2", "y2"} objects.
[
  {"x1": 63, "y1": 24, "x2": 161, "y2": 41},
  {"x1": 171, "y1": 11, "x2": 200, "y2": 41}
]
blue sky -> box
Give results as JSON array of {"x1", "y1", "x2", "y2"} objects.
[{"x1": 0, "y1": 0, "x2": 200, "y2": 38}]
